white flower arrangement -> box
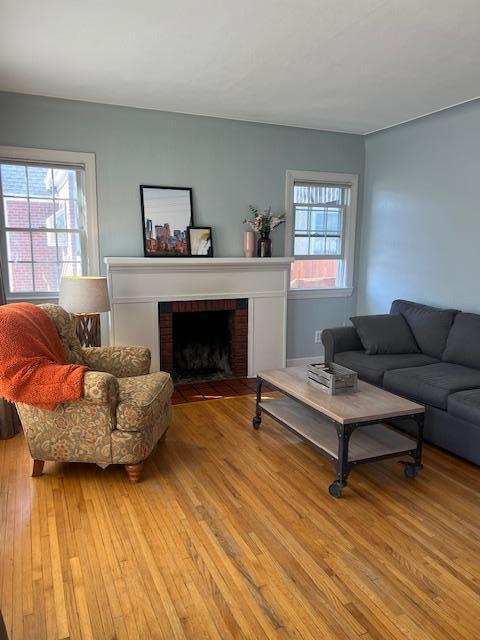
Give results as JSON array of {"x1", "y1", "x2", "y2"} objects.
[{"x1": 243, "y1": 205, "x2": 286, "y2": 236}]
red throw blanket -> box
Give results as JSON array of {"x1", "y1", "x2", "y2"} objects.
[{"x1": 0, "y1": 302, "x2": 88, "y2": 410}]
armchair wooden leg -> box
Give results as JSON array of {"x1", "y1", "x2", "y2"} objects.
[
  {"x1": 32, "y1": 460, "x2": 45, "y2": 477},
  {"x1": 125, "y1": 462, "x2": 144, "y2": 483}
]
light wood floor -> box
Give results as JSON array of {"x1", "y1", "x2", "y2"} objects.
[{"x1": 1, "y1": 395, "x2": 480, "y2": 640}]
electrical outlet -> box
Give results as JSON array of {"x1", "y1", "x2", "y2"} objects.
[{"x1": 314, "y1": 330, "x2": 322, "y2": 343}]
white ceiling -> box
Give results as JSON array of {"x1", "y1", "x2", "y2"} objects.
[{"x1": 1, "y1": 0, "x2": 480, "y2": 134}]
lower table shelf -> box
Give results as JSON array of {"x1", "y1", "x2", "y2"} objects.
[{"x1": 259, "y1": 397, "x2": 416, "y2": 462}]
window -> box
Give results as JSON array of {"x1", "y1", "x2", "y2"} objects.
[
  {"x1": 0, "y1": 147, "x2": 98, "y2": 298},
  {"x1": 285, "y1": 170, "x2": 358, "y2": 297}
]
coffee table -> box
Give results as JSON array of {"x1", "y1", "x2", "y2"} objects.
[{"x1": 252, "y1": 367, "x2": 425, "y2": 498}]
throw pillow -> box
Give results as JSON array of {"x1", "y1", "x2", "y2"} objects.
[
  {"x1": 350, "y1": 314, "x2": 420, "y2": 355},
  {"x1": 390, "y1": 299, "x2": 458, "y2": 358},
  {"x1": 442, "y1": 313, "x2": 480, "y2": 369}
]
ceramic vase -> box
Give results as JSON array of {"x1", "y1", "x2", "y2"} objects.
[{"x1": 243, "y1": 231, "x2": 255, "y2": 257}]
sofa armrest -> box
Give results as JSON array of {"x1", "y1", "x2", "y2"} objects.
[
  {"x1": 81, "y1": 346, "x2": 151, "y2": 378},
  {"x1": 83, "y1": 371, "x2": 119, "y2": 405},
  {"x1": 321, "y1": 326, "x2": 363, "y2": 363}
]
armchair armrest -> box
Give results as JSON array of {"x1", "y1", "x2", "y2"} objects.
[
  {"x1": 16, "y1": 371, "x2": 119, "y2": 463},
  {"x1": 82, "y1": 346, "x2": 151, "y2": 378},
  {"x1": 321, "y1": 326, "x2": 363, "y2": 363},
  {"x1": 83, "y1": 371, "x2": 119, "y2": 405}
]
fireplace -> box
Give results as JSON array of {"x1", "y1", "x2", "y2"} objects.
[
  {"x1": 159, "y1": 299, "x2": 248, "y2": 382},
  {"x1": 105, "y1": 257, "x2": 292, "y2": 375}
]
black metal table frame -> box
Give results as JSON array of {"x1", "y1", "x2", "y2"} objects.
[{"x1": 252, "y1": 376, "x2": 424, "y2": 498}]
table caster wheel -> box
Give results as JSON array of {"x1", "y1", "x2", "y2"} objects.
[
  {"x1": 328, "y1": 481, "x2": 343, "y2": 498},
  {"x1": 252, "y1": 417, "x2": 261, "y2": 430},
  {"x1": 404, "y1": 463, "x2": 419, "y2": 479}
]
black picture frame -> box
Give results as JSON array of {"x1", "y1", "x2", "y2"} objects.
[
  {"x1": 187, "y1": 226, "x2": 214, "y2": 257},
  {"x1": 140, "y1": 185, "x2": 193, "y2": 257}
]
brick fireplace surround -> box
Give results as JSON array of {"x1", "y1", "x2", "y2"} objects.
[{"x1": 159, "y1": 299, "x2": 248, "y2": 378}]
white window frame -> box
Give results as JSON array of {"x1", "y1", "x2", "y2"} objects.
[
  {"x1": 0, "y1": 146, "x2": 99, "y2": 300},
  {"x1": 285, "y1": 170, "x2": 358, "y2": 300}
]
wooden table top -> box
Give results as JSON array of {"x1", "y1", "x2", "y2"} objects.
[{"x1": 258, "y1": 366, "x2": 425, "y2": 425}]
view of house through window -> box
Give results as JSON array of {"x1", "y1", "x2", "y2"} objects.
[{"x1": 0, "y1": 163, "x2": 86, "y2": 294}]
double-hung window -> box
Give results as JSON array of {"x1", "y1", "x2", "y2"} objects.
[
  {"x1": 0, "y1": 147, "x2": 98, "y2": 298},
  {"x1": 285, "y1": 171, "x2": 358, "y2": 297}
]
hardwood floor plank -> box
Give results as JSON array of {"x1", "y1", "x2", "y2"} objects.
[
  {"x1": 0, "y1": 396, "x2": 479, "y2": 639},
  {"x1": 46, "y1": 494, "x2": 70, "y2": 639},
  {"x1": 69, "y1": 557, "x2": 94, "y2": 640}
]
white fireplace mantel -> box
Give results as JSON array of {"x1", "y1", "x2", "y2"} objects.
[{"x1": 105, "y1": 257, "x2": 293, "y2": 375}]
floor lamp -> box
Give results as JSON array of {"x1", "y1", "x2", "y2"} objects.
[{"x1": 59, "y1": 276, "x2": 111, "y2": 347}]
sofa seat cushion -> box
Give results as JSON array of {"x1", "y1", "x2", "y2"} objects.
[
  {"x1": 384, "y1": 363, "x2": 480, "y2": 410},
  {"x1": 334, "y1": 351, "x2": 438, "y2": 386},
  {"x1": 116, "y1": 372, "x2": 173, "y2": 432},
  {"x1": 448, "y1": 389, "x2": 480, "y2": 427}
]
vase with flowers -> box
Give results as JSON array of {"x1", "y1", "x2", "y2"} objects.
[{"x1": 243, "y1": 205, "x2": 286, "y2": 258}]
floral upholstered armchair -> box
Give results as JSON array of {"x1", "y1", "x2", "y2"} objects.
[{"x1": 15, "y1": 304, "x2": 173, "y2": 483}]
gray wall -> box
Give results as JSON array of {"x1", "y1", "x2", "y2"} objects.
[
  {"x1": 0, "y1": 91, "x2": 364, "y2": 358},
  {"x1": 358, "y1": 99, "x2": 480, "y2": 315}
]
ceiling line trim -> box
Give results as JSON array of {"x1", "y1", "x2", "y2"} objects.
[
  {"x1": 3, "y1": 90, "x2": 480, "y2": 137},
  {"x1": 365, "y1": 95, "x2": 480, "y2": 135}
]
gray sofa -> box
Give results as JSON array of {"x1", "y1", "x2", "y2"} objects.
[{"x1": 322, "y1": 299, "x2": 480, "y2": 465}]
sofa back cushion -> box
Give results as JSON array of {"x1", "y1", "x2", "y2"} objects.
[
  {"x1": 442, "y1": 313, "x2": 480, "y2": 369},
  {"x1": 390, "y1": 299, "x2": 458, "y2": 358},
  {"x1": 350, "y1": 314, "x2": 419, "y2": 355}
]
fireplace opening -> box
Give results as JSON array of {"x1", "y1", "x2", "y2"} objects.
[
  {"x1": 173, "y1": 310, "x2": 233, "y2": 383},
  {"x1": 159, "y1": 299, "x2": 248, "y2": 384}
]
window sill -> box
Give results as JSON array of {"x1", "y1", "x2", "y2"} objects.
[
  {"x1": 6, "y1": 294, "x2": 59, "y2": 304},
  {"x1": 287, "y1": 287, "x2": 353, "y2": 300}
]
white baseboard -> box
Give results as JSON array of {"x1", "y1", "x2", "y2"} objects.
[{"x1": 286, "y1": 354, "x2": 323, "y2": 367}]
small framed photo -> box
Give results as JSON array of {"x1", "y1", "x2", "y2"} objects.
[
  {"x1": 187, "y1": 226, "x2": 213, "y2": 257},
  {"x1": 140, "y1": 185, "x2": 193, "y2": 257}
]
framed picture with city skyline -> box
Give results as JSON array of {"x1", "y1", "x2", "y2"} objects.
[{"x1": 140, "y1": 185, "x2": 193, "y2": 257}]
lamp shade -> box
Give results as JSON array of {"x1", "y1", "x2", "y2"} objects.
[{"x1": 59, "y1": 276, "x2": 110, "y2": 314}]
